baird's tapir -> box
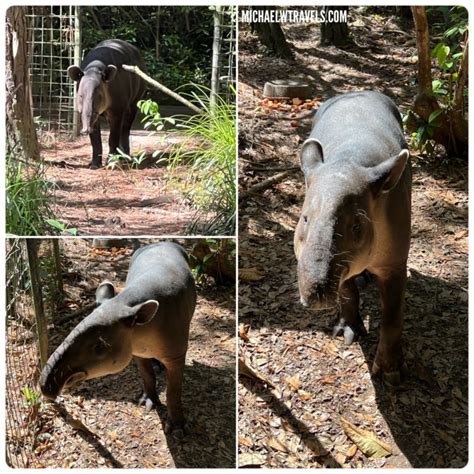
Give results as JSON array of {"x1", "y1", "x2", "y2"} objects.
[
  {"x1": 294, "y1": 91, "x2": 411, "y2": 383},
  {"x1": 68, "y1": 39, "x2": 146, "y2": 169},
  {"x1": 39, "y1": 242, "x2": 196, "y2": 433}
]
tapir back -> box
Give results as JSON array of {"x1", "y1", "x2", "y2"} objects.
[{"x1": 311, "y1": 91, "x2": 407, "y2": 168}]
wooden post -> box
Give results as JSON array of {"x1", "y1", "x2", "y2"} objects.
[{"x1": 26, "y1": 239, "x2": 49, "y2": 367}]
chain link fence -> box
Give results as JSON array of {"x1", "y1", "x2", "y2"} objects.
[{"x1": 5, "y1": 239, "x2": 63, "y2": 467}]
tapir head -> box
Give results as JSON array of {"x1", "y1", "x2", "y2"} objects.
[
  {"x1": 68, "y1": 62, "x2": 117, "y2": 135},
  {"x1": 39, "y1": 281, "x2": 158, "y2": 400},
  {"x1": 294, "y1": 138, "x2": 409, "y2": 309}
]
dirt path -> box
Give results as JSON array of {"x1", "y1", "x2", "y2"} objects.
[
  {"x1": 238, "y1": 9, "x2": 467, "y2": 469},
  {"x1": 33, "y1": 239, "x2": 236, "y2": 468},
  {"x1": 43, "y1": 131, "x2": 204, "y2": 236}
]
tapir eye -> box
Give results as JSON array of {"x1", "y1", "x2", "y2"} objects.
[{"x1": 352, "y1": 223, "x2": 362, "y2": 238}]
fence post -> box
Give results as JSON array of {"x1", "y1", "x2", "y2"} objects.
[
  {"x1": 52, "y1": 239, "x2": 64, "y2": 296},
  {"x1": 26, "y1": 239, "x2": 49, "y2": 367}
]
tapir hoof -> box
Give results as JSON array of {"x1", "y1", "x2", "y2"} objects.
[
  {"x1": 372, "y1": 360, "x2": 407, "y2": 385},
  {"x1": 332, "y1": 317, "x2": 367, "y2": 345},
  {"x1": 164, "y1": 420, "x2": 188, "y2": 438},
  {"x1": 137, "y1": 392, "x2": 159, "y2": 412},
  {"x1": 88, "y1": 162, "x2": 102, "y2": 170}
]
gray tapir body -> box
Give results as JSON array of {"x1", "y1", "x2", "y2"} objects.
[
  {"x1": 39, "y1": 242, "x2": 196, "y2": 431},
  {"x1": 68, "y1": 39, "x2": 146, "y2": 169},
  {"x1": 294, "y1": 91, "x2": 411, "y2": 382}
]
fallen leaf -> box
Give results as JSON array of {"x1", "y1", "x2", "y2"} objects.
[
  {"x1": 292, "y1": 97, "x2": 303, "y2": 106},
  {"x1": 238, "y1": 452, "x2": 266, "y2": 467},
  {"x1": 340, "y1": 416, "x2": 393, "y2": 458},
  {"x1": 239, "y1": 267, "x2": 265, "y2": 282},
  {"x1": 298, "y1": 389, "x2": 312, "y2": 400},
  {"x1": 239, "y1": 435, "x2": 254, "y2": 448},
  {"x1": 285, "y1": 374, "x2": 302, "y2": 391},
  {"x1": 290, "y1": 120, "x2": 299, "y2": 127},
  {"x1": 265, "y1": 436, "x2": 288, "y2": 453},
  {"x1": 346, "y1": 444, "x2": 358, "y2": 458},
  {"x1": 239, "y1": 324, "x2": 251, "y2": 341}
]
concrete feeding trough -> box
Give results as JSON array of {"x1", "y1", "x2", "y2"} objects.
[{"x1": 263, "y1": 79, "x2": 312, "y2": 99}]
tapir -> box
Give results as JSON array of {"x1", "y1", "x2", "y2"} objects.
[
  {"x1": 68, "y1": 39, "x2": 146, "y2": 169},
  {"x1": 39, "y1": 242, "x2": 196, "y2": 432},
  {"x1": 294, "y1": 91, "x2": 411, "y2": 383}
]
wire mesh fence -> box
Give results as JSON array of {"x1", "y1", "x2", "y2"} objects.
[
  {"x1": 222, "y1": 6, "x2": 237, "y2": 101},
  {"x1": 26, "y1": 6, "x2": 81, "y2": 136},
  {"x1": 5, "y1": 239, "x2": 63, "y2": 468}
]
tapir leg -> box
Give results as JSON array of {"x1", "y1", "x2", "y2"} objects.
[
  {"x1": 162, "y1": 355, "x2": 186, "y2": 432},
  {"x1": 106, "y1": 113, "x2": 124, "y2": 163},
  {"x1": 372, "y1": 266, "x2": 407, "y2": 382},
  {"x1": 89, "y1": 123, "x2": 103, "y2": 169},
  {"x1": 120, "y1": 105, "x2": 138, "y2": 156},
  {"x1": 333, "y1": 277, "x2": 367, "y2": 345},
  {"x1": 134, "y1": 356, "x2": 159, "y2": 410}
]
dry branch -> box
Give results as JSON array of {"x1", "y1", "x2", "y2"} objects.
[
  {"x1": 122, "y1": 64, "x2": 203, "y2": 114},
  {"x1": 239, "y1": 169, "x2": 298, "y2": 202}
]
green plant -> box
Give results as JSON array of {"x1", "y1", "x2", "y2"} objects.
[
  {"x1": 106, "y1": 149, "x2": 149, "y2": 170},
  {"x1": 6, "y1": 156, "x2": 53, "y2": 236},
  {"x1": 45, "y1": 219, "x2": 78, "y2": 236},
  {"x1": 138, "y1": 99, "x2": 176, "y2": 131},
  {"x1": 140, "y1": 85, "x2": 236, "y2": 235},
  {"x1": 22, "y1": 387, "x2": 42, "y2": 408},
  {"x1": 408, "y1": 6, "x2": 468, "y2": 156},
  {"x1": 172, "y1": 86, "x2": 236, "y2": 234},
  {"x1": 403, "y1": 110, "x2": 441, "y2": 157}
]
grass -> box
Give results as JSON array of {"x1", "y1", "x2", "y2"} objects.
[
  {"x1": 166, "y1": 86, "x2": 236, "y2": 235},
  {"x1": 6, "y1": 156, "x2": 54, "y2": 236}
]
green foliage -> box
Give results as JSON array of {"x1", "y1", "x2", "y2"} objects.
[
  {"x1": 429, "y1": 6, "x2": 468, "y2": 108},
  {"x1": 140, "y1": 86, "x2": 236, "y2": 235},
  {"x1": 81, "y1": 6, "x2": 216, "y2": 95},
  {"x1": 22, "y1": 387, "x2": 42, "y2": 408},
  {"x1": 106, "y1": 149, "x2": 148, "y2": 170},
  {"x1": 409, "y1": 7, "x2": 468, "y2": 156},
  {"x1": 190, "y1": 238, "x2": 236, "y2": 286},
  {"x1": 138, "y1": 99, "x2": 176, "y2": 131},
  {"x1": 6, "y1": 156, "x2": 53, "y2": 236},
  {"x1": 403, "y1": 110, "x2": 440, "y2": 156},
  {"x1": 45, "y1": 219, "x2": 78, "y2": 236}
]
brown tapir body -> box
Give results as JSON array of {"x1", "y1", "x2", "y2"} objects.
[
  {"x1": 294, "y1": 91, "x2": 411, "y2": 382},
  {"x1": 39, "y1": 242, "x2": 196, "y2": 432}
]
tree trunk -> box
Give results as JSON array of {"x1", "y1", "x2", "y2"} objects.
[
  {"x1": 5, "y1": 6, "x2": 39, "y2": 161},
  {"x1": 320, "y1": 7, "x2": 350, "y2": 47},
  {"x1": 210, "y1": 6, "x2": 223, "y2": 109},
  {"x1": 155, "y1": 6, "x2": 161, "y2": 59},
  {"x1": 411, "y1": 6, "x2": 468, "y2": 156},
  {"x1": 251, "y1": 7, "x2": 293, "y2": 59}
]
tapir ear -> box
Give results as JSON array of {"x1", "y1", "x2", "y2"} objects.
[
  {"x1": 67, "y1": 65, "x2": 83, "y2": 82},
  {"x1": 300, "y1": 138, "x2": 324, "y2": 175},
  {"x1": 103, "y1": 65, "x2": 118, "y2": 82},
  {"x1": 124, "y1": 300, "x2": 159, "y2": 327},
  {"x1": 96, "y1": 281, "x2": 117, "y2": 306},
  {"x1": 370, "y1": 149, "x2": 409, "y2": 196}
]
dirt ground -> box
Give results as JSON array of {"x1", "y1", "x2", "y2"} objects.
[
  {"x1": 42, "y1": 129, "x2": 207, "y2": 236},
  {"x1": 28, "y1": 239, "x2": 236, "y2": 468},
  {"x1": 238, "y1": 8, "x2": 468, "y2": 469}
]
